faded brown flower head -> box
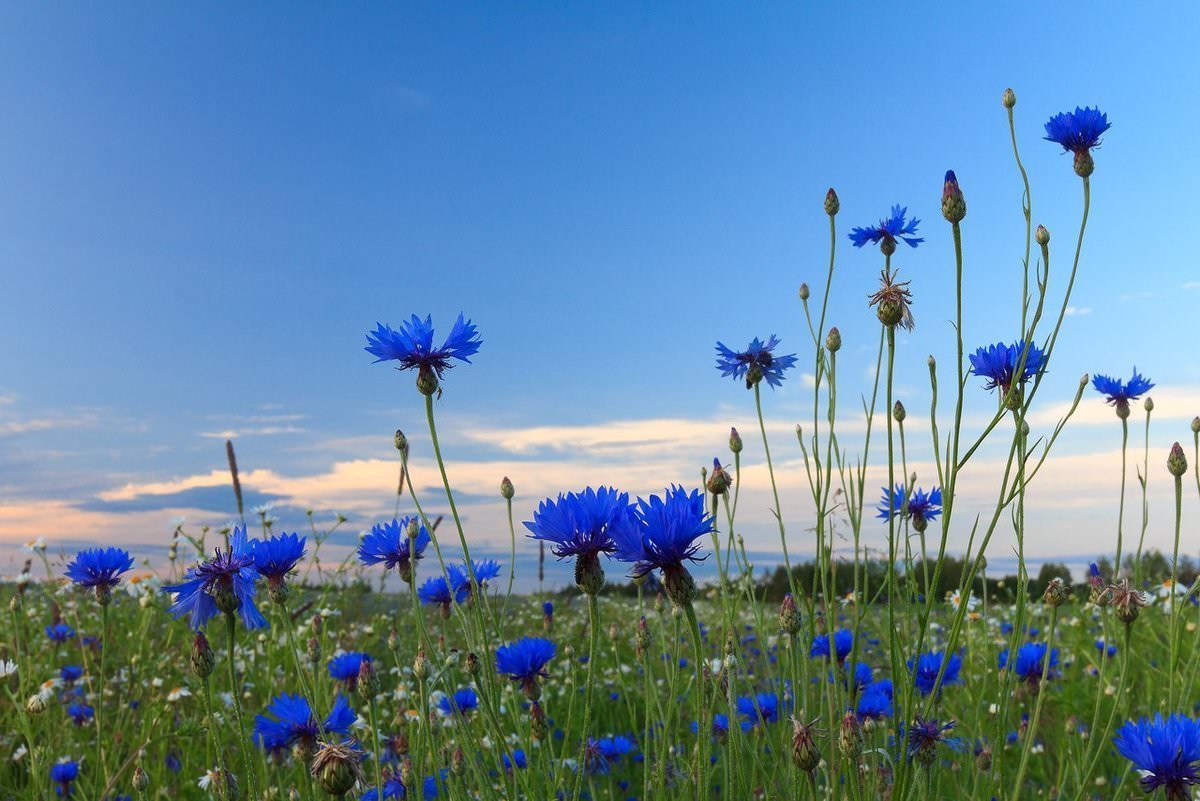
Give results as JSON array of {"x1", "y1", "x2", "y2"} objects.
[
  {"x1": 1109, "y1": 579, "x2": 1148, "y2": 624},
  {"x1": 868, "y1": 268, "x2": 915, "y2": 331}
]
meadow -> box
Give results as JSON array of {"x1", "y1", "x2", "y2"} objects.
[{"x1": 3, "y1": 91, "x2": 1200, "y2": 801}]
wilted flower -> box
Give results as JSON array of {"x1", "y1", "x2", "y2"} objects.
[{"x1": 868, "y1": 268, "x2": 915, "y2": 330}]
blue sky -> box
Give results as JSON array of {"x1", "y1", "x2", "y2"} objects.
[{"x1": 2, "y1": 3, "x2": 1198, "y2": 585}]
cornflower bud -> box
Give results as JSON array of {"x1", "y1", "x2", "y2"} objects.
[
  {"x1": 941, "y1": 170, "x2": 966, "y2": 223},
  {"x1": 500, "y1": 476, "x2": 514, "y2": 500},
  {"x1": 191, "y1": 632, "x2": 216, "y2": 679},
  {"x1": 778, "y1": 594, "x2": 802, "y2": 636},
  {"x1": 1002, "y1": 87, "x2": 1016, "y2": 109},
  {"x1": 729, "y1": 427, "x2": 743, "y2": 454},
  {"x1": 825, "y1": 326, "x2": 841, "y2": 353},
  {"x1": 1168, "y1": 442, "x2": 1188, "y2": 477},
  {"x1": 824, "y1": 188, "x2": 840, "y2": 216},
  {"x1": 798, "y1": 283, "x2": 810, "y2": 301}
]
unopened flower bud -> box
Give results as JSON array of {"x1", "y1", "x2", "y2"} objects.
[
  {"x1": 729, "y1": 427, "x2": 743, "y2": 454},
  {"x1": 1168, "y1": 442, "x2": 1188, "y2": 478},
  {"x1": 824, "y1": 188, "x2": 839, "y2": 216},
  {"x1": 1144, "y1": 397, "x2": 1154, "y2": 413},
  {"x1": 26, "y1": 694, "x2": 46, "y2": 714},
  {"x1": 307, "y1": 637, "x2": 321, "y2": 666},
  {"x1": 394, "y1": 430, "x2": 408, "y2": 456},
  {"x1": 825, "y1": 326, "x2": 841, "y2": 353},
  {"x1": 413, "y1": 649, "x2": 430, "y2": 682},
  {"x1": 941, "y1": 170, "x2": 966, "y2": 223},
  {"x1": 132, "y1": 764, "x2": 150, "y2": 792},
  {"x1": 530, "y1": 701, "x2": 549, "y2": 741},
  {"x1": 838, "y1": 711, "x2": 861, "y2": 760},
  {"x1": 466, "y1": 652, "x2": 480, "y2": 678},
  {"x1": 798, "y1": 283, "x2": 810, "y2": 301},
  {"x1": 357, "y1": 659, "x2": 380, "y2": 699},
  {"x1": 191, "y1": 632, "x2": 216, "y2": 679},
  {"x1": 451, "y1": 746, "x2": 466, "y2": 775},
  {"x1": 791, "y1": 717, "x2": 822, "y2": 773},
  {"x1": 500, "y1": 476, "x2": 514, "y2": 500},
  {"x1": 1035, "y1": 225, "x2": 1050, "y2": 246},
  {"x1": 1192, "y1": 416, "x2": 1200, "y2": 434},
  {"x1": 778, "y1": 593, "x2": 802, "y2": 636},
  {"x1": 893, "y1": 401, "x2": 906, "y2": 423},
  {"x1": 976, "y1": 744, "x2": 993, "y2": 772},
  {"x1": 635, "y1": 616, "x2": 651, "y2": 658},
  {"x1": 1002, "y1": 87, "x2": 1016, "y2": 108},
  {"x1": 387, "y1": 629, "x2": 399, "y2": 651}
]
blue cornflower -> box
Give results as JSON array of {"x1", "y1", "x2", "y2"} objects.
[
  {"x1": 437, "y1": 687, "x2": 479, "y2": 717},
  {"x1": 253, "y1": 694, "x2": 355, "y2": 754},
  {"x1": 907, "y1": 717, "x2": 956, "y2": 764},
  {"x1": 60, "y1": 665, "x2": 84, "y2": 683},
  {"x1": 46, "y1": 623, "x2": 75, "y2": 643},
  {"x1": 810, "y1": 629, "x2": 854, "y2": 663},
  {"x1": 714, "y1": 335, "x2": 799, "y2": 389},
  {"x1": 611, "y1": 486, "x2": 712, "y2": 606},
  {"x1": 542, "y1": 601, "x2": 554, "y2": 617},
  {"x1": 585, "y1": 735, "x2": 636, "y2": 774},
  {"x1": 999, "y1": 642, "x2": 1059, "y2": 685},
  {"x1": 67, "y1": 703, "x2": 94, "y2": 726},
  {"x1": 502, "y1": 748, "x2": 528, "y2": 772},
  {"x1": 1114, "y1": 714, "x2": 1200, "y2": 800},
  {"x1": 525, "y1": 488, "x2": 631, "y2": 560},
  {"x1": 525, "y1": 487, "x2": 634, "y2": 594},
  {"x1": 831, "y1": 661, "x2": 873, "y2": 691},
  {"x1": 857, "y1": 679, "x2": 894, "y2": 720},
  {"x1": 359, "y1": 778, "x2": 408, "y2": 800},
  {"x1": 849, "y1": 205, "x2": 923, "y2": 252},
  {"x1": 1092, "y1": 369, "x2": 1154, "y2": 414},
  {"x1": 328, "y1": 653, "x2": 373, "y2": 691},
  {"x1": 969, "y1": 340, "x2": 1045, "y2": 395},
  {"x1": 692, "y1": 714, "x2": 731, "y2": 738},
  {"x1": 464, "y1": 559, "x2": 502, "y2": 589},
  {"x1": 736, "y1": 692, "x2": 782, "y2": 729},
  {"x1": 365, "y1": 313, "x2": 482, "y2": 393},
  {"x1": 248, "y1": 532, "x2": 306, "y2": 588},
  {"x1": 50, "y1": 760, "x2": 79, "y2": 797},
  {"x1": 64, "y1": 547, "x2": 134, "y2": 597},
  {"x1": 1095, "y1": 639, "x2": 1118, "y2": 659},
  {"x1": 161, "y1": 526, "x2": 267, "y2": 631},
  {"x1": 909, "y1": 651, "x2": 962, "y2": 697},
  {"x1": 417, "y1": 566, "x2": 470, "y2": 612},
  {"x1": 358, "y1": 517, "x2": 430, "y2": 583},
  {"x1": 1044, "y1": 106, "x2": 1110, "y2": 176},
  {"x1": 876, "y1": 485, "x2": 943, "y2": 531},
  {"x1": 495, "y1": 637, "x2": 556, "y2": 699}
]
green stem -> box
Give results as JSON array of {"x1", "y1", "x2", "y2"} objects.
[{"x1": 570, "y1": 593, "x2": 600, "y2": 801}]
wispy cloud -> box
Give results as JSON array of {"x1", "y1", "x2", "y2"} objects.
[{"x1": 1064, "y1": 306, "x2": 1092, "y2": 316}]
